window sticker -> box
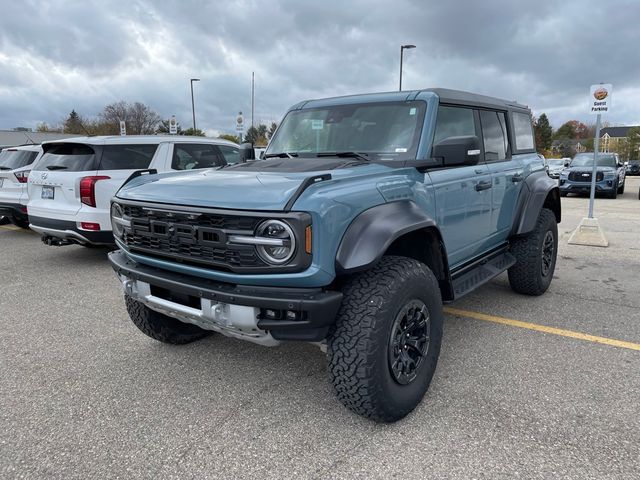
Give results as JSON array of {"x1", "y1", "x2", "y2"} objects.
[
  {"x1": 409, "y1": 108, "x2": 416, "y2": 115},
  {"x1": 311, "y1": 119, "x2": 324, "y2": 130},
  {"x1": 395, "y1": 147, "x2": 408, "y2": 153}
]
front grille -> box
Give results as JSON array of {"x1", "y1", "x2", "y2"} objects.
[
  {"x1": 120, "y1": 204, "x2": 266, "y2": 271},
  {"x1": 568, "y1": 171, "x2": 604, "y2": 182}
]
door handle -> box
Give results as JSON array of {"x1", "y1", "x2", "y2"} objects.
[
  {"x1": 512, "y1": 173, "x2": 524, "y2": 183},
  {"x1": 474, "y1": 169, "x2": 485, "y2": 174},
  {"x1": 475, "y1": 180, "x2": 492, "y2": 191}
]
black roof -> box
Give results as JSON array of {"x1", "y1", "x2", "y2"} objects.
[
  {"x1": 424, "y1": 88, "x2": 530, "y2": 111},
  {"x1": 600, "y1": 126, "x2": 640, "y2": 138}
]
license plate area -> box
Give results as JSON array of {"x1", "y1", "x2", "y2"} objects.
[
  {"x1": 149, "y1": 284, "x2": 201, "y2": 309},
  {"x1": 41, "y1": 186, "x2": 55, "y2": 199}
]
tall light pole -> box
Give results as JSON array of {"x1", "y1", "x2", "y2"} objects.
[
  {"x1": 399, "y1": 44, "x2": 416, "y2": 91},
  {"x1": 190, "y1": 78, "x2": 200, "y2": 132}
]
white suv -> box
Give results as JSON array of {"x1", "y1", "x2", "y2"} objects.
[
  {"x1": 0, "y1": 145, "x2": 43, "y2": 228},
  {"x1": 28, "y1": 135, "x2": 241, "y2": 246}
]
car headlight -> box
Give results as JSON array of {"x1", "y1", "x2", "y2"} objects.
[
  {"x1": 110, "y1": 202, "x2": 125, "y2": 238},
  {"x1": 560, "y1": 171, "x2": 568, "y2": 178},
  {"x1": 255, "y1": 219, "x2": 296, "y2": 265}
]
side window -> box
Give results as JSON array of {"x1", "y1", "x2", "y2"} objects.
[
  {"x1": 218, "y1": 145, "x2": 240, "y2": 165},
  {"x1": 512, "y1": 112, "x2": 535, "y2": 151},
  {"x1": 98, "y1": 145, "x2": 158, "y2": 170},
  {"x1": 172, "y1": 144, "x2": 225, "y2": 170},
  {"x1": 433, "y1": 106, "x2": 476, "y2": 145},
  {"x1": 480, "y1": 110, "x2": 508, "y2": 162}
]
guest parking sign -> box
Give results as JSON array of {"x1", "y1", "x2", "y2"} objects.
[{"x1": 589, "y1": 84, "x2": 612, "y2": 114}]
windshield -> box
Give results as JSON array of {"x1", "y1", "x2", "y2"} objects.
[
  {"x1": 547, "y1": 160, "x2": 564, "y2": 167},
  {"x1": 571, "y1": 153, "x2": 617, "y2": 168},
  {"x1": 265, "y1": 101, "x2": 426, "y2": 161},
  {"x1": 0, "y1": 149, "x2": 38, "y2": 170}
]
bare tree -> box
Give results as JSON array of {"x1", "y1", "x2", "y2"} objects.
[{"x1": 99, "y1": 101, "x2": 160, "y2": 135}]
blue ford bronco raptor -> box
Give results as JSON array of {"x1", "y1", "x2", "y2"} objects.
[{"x1": 108, "y1": 88, "x2": 560, "y2": 422}]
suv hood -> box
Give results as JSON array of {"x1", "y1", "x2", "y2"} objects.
[
  {"x1": 116, "y1": 163, "x2": 392, "y2": 210},
  {"x1": 567, "y1": 166, "x2": 616, "y2": 173}
]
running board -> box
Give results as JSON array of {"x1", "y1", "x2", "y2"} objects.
[{"x1": 451, "y1": 252, "x2": 516, "y2": 299}]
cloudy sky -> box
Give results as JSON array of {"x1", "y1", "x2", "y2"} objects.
[{"x1": 1, "y1": 0, "x2": 639, "y2": 135}]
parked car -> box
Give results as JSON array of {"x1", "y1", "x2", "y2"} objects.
[
  {"x1": 559, "y1": 152, "x2": 626, "y2": 198},
  {"x1": 627, "y1": 160, "x2": 640, "y2": 176},
  {"x1": 107, "y1": 88, "x2": 560, "y2": 422},
  {"x1": 546, "y1": 158, "x2": 566, "y2": 179},
  {"x1": 27, "y1": 136, "x2": 243, "y2": 247},
  {"x1": 0, "y1": 145, "x2": 43, "y2": 228}
]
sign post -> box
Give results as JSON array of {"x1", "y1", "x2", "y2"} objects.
[
  {"x1": 568, "y1": 83, "x2": 612, "y2": 247},
  {"x1": 119, "y1": 120, "x2": 126, "y2": 136},
  {"x1": 587, "y1": 84, "x2": 611, "y2": 218},
  {"x1": 169, "y1": 115, "x2": 178, "y2": 135},
  {"x1": 236, "y1": 112, "x2": 244, "y2": 143}
]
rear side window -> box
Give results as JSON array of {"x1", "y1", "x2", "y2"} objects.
[
  {"x1": 34, "y1": 143, "x2": 96, "y2": 172},
  {"x1": 480, "y1": 110, "x2": 508, "y2": 162},
  {"x1": 433, "y1": 106, "x2": 476, "y2": 145},
  {"x1": 98, "y1": 145, "x2": 158, "y2": 170},
  {"x1": 512, "y1": 112, "x2": 535, "y2": 151},
  {"x1": 0, "y1": 150, "x2": 38, "y2": 170},
  {"x1": 218, "y1": 145, "x2": 240, "y2": 165},
  {"x1": 172, "y1": 144, "x2": 226, "y2": 170}
]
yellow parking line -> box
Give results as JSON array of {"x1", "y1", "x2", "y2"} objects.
[
  {"x1": 0, "y1": 225, "x2": 21, "y2": 231},
  {"x1": 444, "y1": 306, "x2": 640, "y2": 352}
]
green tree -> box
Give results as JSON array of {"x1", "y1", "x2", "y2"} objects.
[
  {"x1": 244, "y1": 124, "x2": 268, "y2": 146},
  {"x1": 534, "y1": 113, "x2": 553, "y2": 150},
  {"x1": 181, "y1": 127, "x2": 206, "y2": 137},
  {"x1": 267, "y1": 122, "x2": 278, "y2": 139},
  {"x1": 156, "y1": 119, "x2": 183, "y2": 135},
  {"x1": 554, "y1": 121, "x2": 577, "y2": 140},
  {"x1": 64, "y1": 110, "x2": 88, "y2": 135},
  {"x1": 218, "y1": 134, "x2": 240, "y2": 143},
  {"x1": 626, "y1": 127, "x2": 640, "y2": 160}
]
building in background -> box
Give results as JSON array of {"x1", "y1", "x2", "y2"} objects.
[{"x1": 0, "y1": 130, "x2": 77, "y2": 149}]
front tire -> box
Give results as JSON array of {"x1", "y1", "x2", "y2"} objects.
[
  {"x1": 618, "y1": 179, "x2": 625, "y2": 194},
  {"x1": 608, "y1": 184, "x2": 618, "y2": 199},
  {"x1": 508, "y1": 208, "x2": 558, "y2": 296},
  {"x1": 327, "y1": 256, "x2": 443, "y2": 422},
  {"x1": 125, "y1": 295, "x2": 211, "y2": 344}
]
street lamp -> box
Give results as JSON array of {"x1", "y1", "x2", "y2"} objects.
[
  {"x1": 190, "y1": 78, "x2": 200, "y2": 132},
  {"x1": 399, "y1": 44, "x2": 416, "y2": 91}
]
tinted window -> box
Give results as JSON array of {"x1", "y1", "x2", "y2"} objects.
[
  {"x1": 172, "y1": 144, "x2": 226, "y2": 170},
  {"x1": 0, "y1": 150, "x2": 38, "y2": 170},
  {"x1": 512, "y1": 112, "x2": 534, "y2": 151},
  {"x1": 480, "y1": 110, "x2": 508, "y2": 162},
  {"x1": 433, "y1": 106, "x2": 476, "y2": 145},
  {"x1": 98, "y1": 145, "x2": 158, "y2": 170},
  {"x1": 33, "y1": 143, "x2": 96, "y2": 172},
  {"x1": 218, "y1": 145, "x2": 240, "y2": 165}
]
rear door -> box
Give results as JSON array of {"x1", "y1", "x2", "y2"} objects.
[
  {"x1": 28, "y1": 143, "x2": 98, "y2": 218},
  {"x1": 0, "y1": 149, "x2": 39, "y2": 204},
  {"x1": 479, "y1": 109, "x2": 524, "y2": 243}
]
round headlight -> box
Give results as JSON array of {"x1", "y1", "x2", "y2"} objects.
[
  {"x1": 111, "y1": 203, "x2": 124, "y2": 238},
  {"x1": 256, "y1": 220, "x2": 295, "y2": 265}
]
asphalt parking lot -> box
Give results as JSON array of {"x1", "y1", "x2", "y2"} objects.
[{"x1": 1, "y1": 178, "x2": 639, "y2": 480}]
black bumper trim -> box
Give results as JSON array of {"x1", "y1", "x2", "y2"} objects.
[
  {"x1": 0, "y1": 202, "x2": 27, "y2": 221},
  {"x1": 108, "y1": 250, "x2": 343, "y2": 341},
  {"x1": 29, "y1": 216, "x2": 115, "y2": 244}
]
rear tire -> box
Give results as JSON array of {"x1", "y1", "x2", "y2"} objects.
[
  {"x1": 125, "y1": 294, "x2": 211, "y2": 344},
  {"x1": 618, "y1": 180, "x2": 625, "y2": 194},
  {"x1": 508, "y1": 208, "x2": 558, "y2": 296},
  {"x1": 327, "y1": 256, "x2": 443, "y2": 422},
  {"x1": 0, "y1": 216, "x2": 9, "y2": 225},
  {"x1": 11, "y1": 216, "x2": 30, "y2": 229}
]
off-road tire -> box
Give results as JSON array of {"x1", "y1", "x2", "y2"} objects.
[
  {"x1": 508, "y1": 208, "x2": 558, "y2": 296},
  {"x1": 617, "y1": 179, "x2": 625, "y2": 194},
  {"x1": 327, "y1": 256, "x2": 443, "y2": 423},
  {"x1": 125, "y1": 294, "x2": 211, "y2": 344}
]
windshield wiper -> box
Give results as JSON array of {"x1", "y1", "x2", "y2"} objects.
[
  {"x1": 264, "y1": 152, "x2": 299, "y2": 159},
  {"x1": 316, "y1": 151, "x2": 370, "y2": 162},
  {"x1": 46, "y1": 165, "x2": 68, "y2": 170},
  {"x1": 0, "y1": 166, "x2": 11, "y2": 170}
]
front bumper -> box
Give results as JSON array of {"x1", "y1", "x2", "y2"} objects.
[
  {"x1": 559, "y1": 179, "x2": 616, "y2": 194},
  {"x1": 109, "y1": 250, "x2": 343, "y2": 343},
  {"x1": 29, "y1": 215, "x2": 115, "y2": 245},
  {"x1": 0, "y1": 202, "x2": 28, "y2": 222}
]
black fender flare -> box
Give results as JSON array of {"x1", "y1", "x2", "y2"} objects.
[
  {"x1": 512, "y1": 171, "x2": 561, "y2": 236},
  {"x1": 335, "y1": 200, "x2": 445, "y2": 273}
]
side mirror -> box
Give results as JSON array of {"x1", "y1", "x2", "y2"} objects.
[
  {"x1": 432, "y1": 135, "x2": 480, "y2": 167},
  {"x1": 238, "y1": 143, "x2": 255, "y2": 163}
]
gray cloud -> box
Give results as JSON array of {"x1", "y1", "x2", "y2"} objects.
[{"x1": 1, "y1": 0, "x2": 639, "y2": 135}]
